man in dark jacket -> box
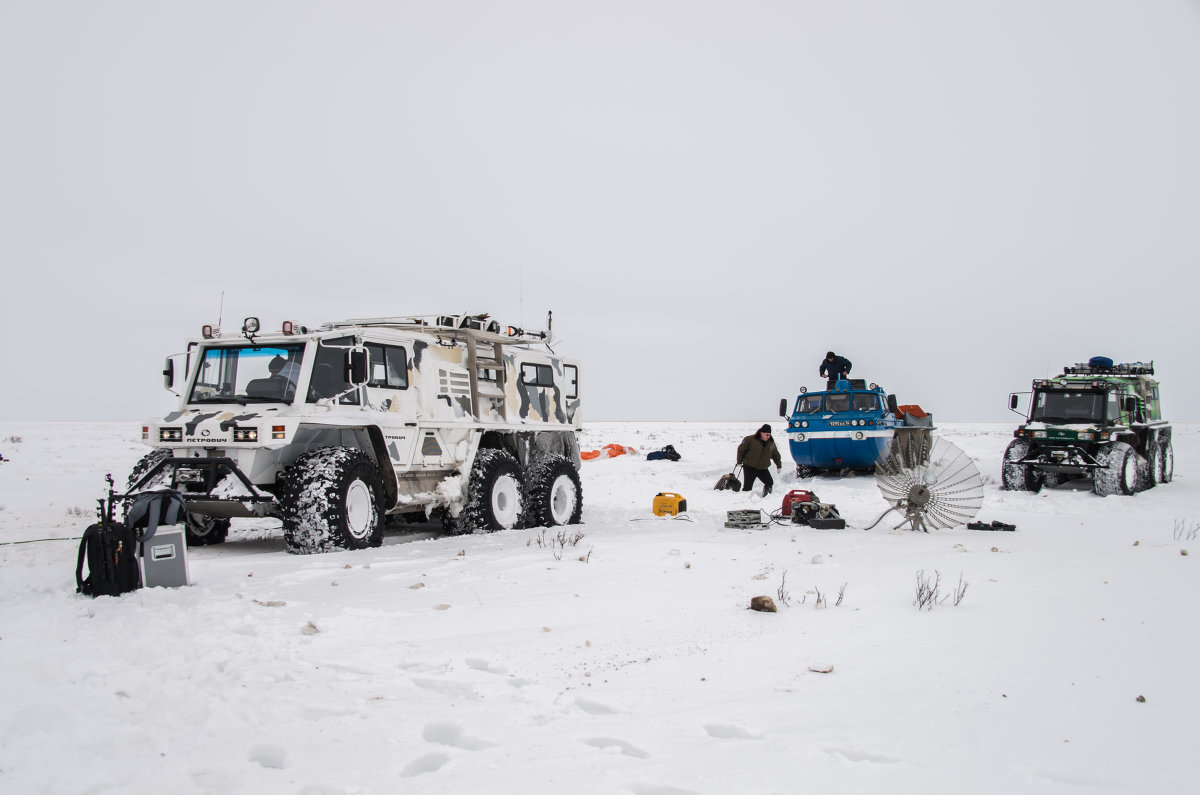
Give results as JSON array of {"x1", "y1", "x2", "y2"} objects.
[
  {"x1": 737, "y1": 424, "x2": 782, "y2": 496},
  {"x1": 819, "y1": 351, "x2": 852, "y2": 389}
]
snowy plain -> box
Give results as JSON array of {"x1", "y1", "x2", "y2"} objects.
[{"x1": 0, "y1": 420, "x2": 1197, "y2": 795}]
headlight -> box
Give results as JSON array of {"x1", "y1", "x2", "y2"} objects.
[
  {"x1": 796, "y1": 433, "x2": 806, "y2": 441},
  {"x1": 855, "y1": 431, "x2": 864, "y2": 440},
  {"x1": 1033, "y1": 431, "x2": 1047, "y2": 438},
  {"x1": 272, "y1": 425, "x2": 287, "y2": 440},
  {"x1": 801, "y1": 420, "x2": 808, "y2": 428},
  {"x1": 1077, "y1": 432, "x2": 1094, "y2": 441},
  {"x1": 159, "y1": 428, "x2": 182, "y2": 442},
  {"x1": 233, "y1": 427, "x2": 258, "y2": 442}
]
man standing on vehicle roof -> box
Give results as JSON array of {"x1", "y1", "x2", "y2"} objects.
[
  {"x1": 737, "y1": 424, "x2": 782, "y2": 497},
  {"x1": 820, "y1": 351, "x2": 852, "y2": 390}
]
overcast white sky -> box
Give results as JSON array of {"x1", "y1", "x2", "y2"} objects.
[{"x1": 2, "y1": 1, "x2": 1199, "y2": 423}]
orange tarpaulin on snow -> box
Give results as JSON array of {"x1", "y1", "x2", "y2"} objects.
[{"x1": 581, "y1": 443, "x2": 637, "y2": 460}]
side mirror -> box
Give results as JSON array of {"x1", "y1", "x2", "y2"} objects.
[
  {"x1": 163, "y1": 358, "x2": 174, "y2": 390},
  {"x1": 345, "y1": 349, "x2": 368, "y2": 386},
  {"x1": 779, "y1": 398, "x2": 788, "y2": 418},
  {"x1": 1123, "y1": 396, "x2": 1137, "y2": 413},
  {"x1": 887, "y1": 394, "x2": 898, "y2": 414},
  {"x1": 1010, "y1": 394, "x2": 1019, "y2": 410}
]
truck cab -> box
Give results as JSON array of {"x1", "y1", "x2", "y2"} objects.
[{"x1": 1003, "y1": 358, "x2": 1172, "y2": 496}]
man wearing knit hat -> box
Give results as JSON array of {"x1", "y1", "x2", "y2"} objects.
[{"x1": 736, "y1": 424, "x2": 782, "y2": 496}]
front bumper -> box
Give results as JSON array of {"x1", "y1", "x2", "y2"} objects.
[
  {"x1": 1014, "y1": 444, "x2": 1101, "y2": 474},
  {"x1": 129, "y1": 456, "x2": 277, "y2": 518}
]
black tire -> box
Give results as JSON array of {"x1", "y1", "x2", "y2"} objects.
[
  {"x1": 1001, "y1": 440, "x2": 1042, "y2": 492},
  {"x1": 522, "y1": 454, "x2": 583, "y2": 528},
  {"x1": 127, "y1": 449, "x2": 172, "y2": 491},
  {"x1": 278, "y1": 447, "x2": 385, "y2": 553},
  {"x1": 452, "y1": 448, "x2": 523, "y2": 534},
  {"x1": 1158, "y1": 440, "x2": 1174, "y2": 484},
  {"x1": 184, "y1": 514, "x2": 231, "y2": 546},
  {"x1": 127, "y1": 449, "x2": 230, "y2": 545},
  {"x1": 1093, "y1": 441, "x2": 1139, "y2": 497}
]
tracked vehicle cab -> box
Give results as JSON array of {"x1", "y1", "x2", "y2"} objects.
[{"x1": 780, "y1": 379, "x2": 932, "y2": 477}]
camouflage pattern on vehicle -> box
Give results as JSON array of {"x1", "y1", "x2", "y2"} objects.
[{"x1": 131, "y1": 313, "x2": 583, "y2": 552}]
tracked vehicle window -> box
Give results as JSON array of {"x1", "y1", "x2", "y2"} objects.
[
  {"x1": 852, "y1": 393, "x2": 879, "y2": 411},
  {"x1": 564, "y1": 365, "x2": 578, "y2": 399},
  {"x1": 365, "y1": 343, "x2": 408, "y2": 389},
  {"x1": 521, "y1": 363, "x2": 554, "y2": 387},
  {"x1": 307, "y1": 337, "x2": 360, "y2": 405},
  {"x1": 796, "y1": 394, "x2": 823, "y2": 413},
  {"x1": 826, "y1": 393, "x2": 852, "y2": 412},
  {"x1": 189, "y1": 345, "x2": 305, "y2": 404},
  {"x1": 1032, "y1": 391, "x2": 1103, "y2": 423}
]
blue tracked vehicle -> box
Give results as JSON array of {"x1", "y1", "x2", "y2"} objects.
[{"x1": 778, "y1": 379, "x2": 933, "y2": 477}]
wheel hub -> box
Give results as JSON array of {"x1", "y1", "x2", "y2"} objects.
[{"x1": 345, "y1": 479, "x2": 374, "y2": 539}]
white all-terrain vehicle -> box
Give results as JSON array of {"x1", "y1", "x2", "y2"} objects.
[{"x1": 130, "y1": 313, "x2": 583, "y2": 553}]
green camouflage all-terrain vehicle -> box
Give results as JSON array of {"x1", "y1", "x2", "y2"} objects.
[{"x1": 1003, "y1": 358, "x2": 1172, "y2": 496}]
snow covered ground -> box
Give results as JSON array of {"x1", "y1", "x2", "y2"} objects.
[{"x1": 1, "y1": 420, "x2": 1197, "y2": 794}]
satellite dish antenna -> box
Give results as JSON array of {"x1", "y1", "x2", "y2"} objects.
[{"x1": 868, "y1": 436, "x2": 984, "y2": 532}]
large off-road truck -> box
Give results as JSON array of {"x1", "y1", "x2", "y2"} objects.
[
  {"x1": 1002, "y1": 358, "x2": 1172, "y2": 496},
  {"x1": 130, "y1": 313, "x2": 583, "y2": 553}
]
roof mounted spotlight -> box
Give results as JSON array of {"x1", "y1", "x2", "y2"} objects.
[
  {"x1": 201, "y1": 324, "x2": 216, "y2": 339},
  {"x1": 242, "y1": 316, "x2": 260, "y2": 341}
]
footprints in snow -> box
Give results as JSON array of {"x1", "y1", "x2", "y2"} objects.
[{"x1": 397, "y1": 657, "x2": 760, "y2": 781}]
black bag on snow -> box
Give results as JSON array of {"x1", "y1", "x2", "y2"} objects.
[
  {"x1": 646, "y1": 444, "x2": 682, "y2": 462},
  {"x1": 76, "y1": 520, "x2": 142, "y2": 598}
]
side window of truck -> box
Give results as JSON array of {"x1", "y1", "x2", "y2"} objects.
[
  {"x1": 365, "y1": 343, "x2": 409, "y2": 389},
  {"x1": 307, "y1": 337, "x2": 360, "y2": 405},
  {"x1": 563, "y1": 365, "x2": 579, "y2": 398},
  {"x1": 521, "y1": 363, "x2": 554, "y2": 387}
]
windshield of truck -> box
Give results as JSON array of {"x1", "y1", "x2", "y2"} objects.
[
  {"x1": 795, "y1": 394, "x2": 823, "y2": 413},
  {"x1": 852, "y1": 393, "x2": 880, "y2": 411},
  {"x1": 1031, "y1": 390, "x2": 1105, "y2": 424},
  {"x1": 189, "y1": 345, "x2": 306, "y2": 404},
  {"x1": 826, "y1": 393, "x2": 852, "y2": 412}
]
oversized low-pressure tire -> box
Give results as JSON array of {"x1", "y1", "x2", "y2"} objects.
[
  {"x1": 522, "y1": 454, "x2": 583, "y2": 528},
  {"x1": 1144, "y1": 440, "x2": 1161, "y2": 489},
  {"x1": 1158, "y1": 440, "x2": 1174, "y2": 484},
  {"x1": 127, "y1": 449, "x2": 172, "y2": 491},
  {"x1": 184, "y1": 514, "x2": 231, "y2": 546},
  {"x1": 1001, "y1": 440, "x2": 1042, "y2": 492},
  {"x1": 1041, "y1": 471, "x2": 1066, "y2": 489},
  {"x1": 278, "y1": 447, "x2": 385, "y2": 553},
  {"x1": 1092, "y1": 441, "x2": 1140, "y2": 497},
  {"x1": 452, "y1": 448, "x2": 524, "y2": 534}
]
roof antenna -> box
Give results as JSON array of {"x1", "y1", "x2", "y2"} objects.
[{"x1": 217, "y1": 290, "x2": 225, "y2": 333}]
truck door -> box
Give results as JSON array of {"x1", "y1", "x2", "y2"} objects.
[{"x1": 364, "y1": 342, "x2": 417, "y2": 467}]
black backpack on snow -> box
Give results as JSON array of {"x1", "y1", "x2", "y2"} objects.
[
  {"x1": 75, "y1": 476, "x2": 142, "y2": 598},
  {"x1": 76, "y1": 520, "x2": 142, "y2": 598}
]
